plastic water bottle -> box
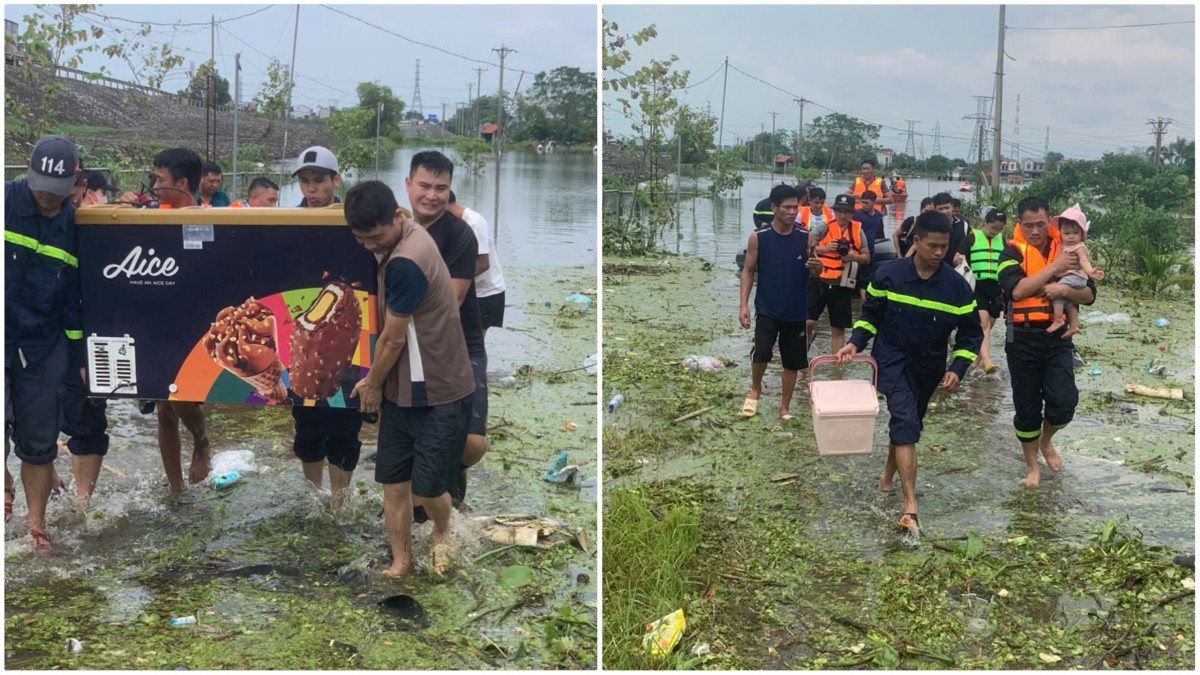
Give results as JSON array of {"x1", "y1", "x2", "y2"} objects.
[
  {"x1": 607, "y1": 394, "x2": 623, "y2": 412},
  {"x1": 211, "y1": 472, "x2": 240, "y2": 489},
  {"x1": 169, "y1": 616, "x2": 196, "y2": 627}
]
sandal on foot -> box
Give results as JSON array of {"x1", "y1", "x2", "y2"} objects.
[
  {"x1": 983, "y1": 363, "x2": 998, "y2": 374},
  {"x1": 897, "y1": 513, "x2": 920, "y2": 532},
  {"x1": 29, "y1": 528, "x2": 53, "y2": 552},
  {"x1": 740, "y1": 398, "x2": 759, "y2": 417},
  {"x1": 779, "y1": 413, "x2": 794, "y2": 421}
]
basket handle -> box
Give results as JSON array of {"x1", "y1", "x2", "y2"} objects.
[{"x1": 808, "y1": 354, "x2": 878, "y2": 389}]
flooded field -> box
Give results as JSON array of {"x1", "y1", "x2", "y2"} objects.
[
  {"x1": 5, "y1": 264, "x2": 598, "y2": 669},
  {"x1": 602, "y1": 255, "x2": 1194, "y2": 669}
]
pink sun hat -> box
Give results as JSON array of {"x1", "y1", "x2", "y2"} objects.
[{"x1": 1050, "y1": 203, "x2": 1090, "y2": 238}]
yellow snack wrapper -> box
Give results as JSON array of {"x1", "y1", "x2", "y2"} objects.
[{"x1": 642, "y1": 608, "x2": 686, "y2": 658}]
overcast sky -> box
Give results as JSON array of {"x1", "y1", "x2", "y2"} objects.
[
  {"x1": 6, "y1": 3, "x2": 597, "y2": 115},
  {"x1": 603, "y1": 3, "x2": 1195, "y2": 160}
]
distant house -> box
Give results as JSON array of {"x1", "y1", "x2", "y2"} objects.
[
  {"x1": 1022, "y1": 158, "x2": 1046, "y2": 174},
  {"x1": 317, "y1": 106, "x2": 332, "y2": 119},
  {"x1": 876, "y1": 148, "x2": 894, "y2": 168},
  {"x1": 481, "y1": 123, "x2": 498, "y2": 142},
  {"x1": 1000, "y1": 157, "x2": 1019, "y2": 174},
  {"x1": 291, "y1": 104, "x2": 314, "y2": 119},
  {"x1": 774, "y1": 154, "x2": 793, "y2": 170}
]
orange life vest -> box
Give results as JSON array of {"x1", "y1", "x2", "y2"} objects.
[
  {"x1": 817, "y1": 219, "x2": 864, "y2": 281},
  {"x1": 1007, "y1": 225, "x2": 1062, "y2": 325},
  {"x1": 894, "y1": 179, "x2": 906, "y2": 193},
  {"x1": 851, "y1": 176, "x2": 886, "y2": 212},
  {"x1": 797, "y1": 204, "x2": 834, "y2": 229}
]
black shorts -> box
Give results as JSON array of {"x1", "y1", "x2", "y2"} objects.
[
  {"x1": 883, "y1": 369, "x2": 942, "y2": 446},
  {"x1": 375, "y1": 397, "x2": 472, "y2": 497},
  {"x1": 974, "y1": 279, "x2": 1003, "y2": 318},
  {"x1": 478, "y1": 292, "x2": 505, "y2": 329},
  {"x1": 468, "y1": 354, "x2": 488, "y2": 436},
  {"x1": 807, "y1": 280, "x2": 855, "y2": 329},
  {"x1": 753, "y1": 315, "x2": 809, "y2": 371}
]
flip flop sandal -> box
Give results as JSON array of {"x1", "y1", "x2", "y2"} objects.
[
  {"x1": 897, "y1": 513, "x2": 920, "y2": 533},
  {"x1": 29, "y1": 528, "x2": 53, "y2": 552},
  {"x1": 740, "y1": 398, "x2": 759, "y2": 417},
  {"x1": 780, "y1": 413, "x2": 794, "y2": 421},
  {"x1": 983, "y1": 363, "x2": 998, "y2": 374}
]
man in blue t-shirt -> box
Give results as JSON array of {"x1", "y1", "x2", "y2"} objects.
[
  {"x1": 853, "y1": 190, "x2": 887, "y2": 296},
  {"x1": 738, "y1": 184, "x2": 824, "y2": 420}
]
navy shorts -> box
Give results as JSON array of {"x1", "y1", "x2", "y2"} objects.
[
  {"x1": 5, "y1": 339, "x2": 68, "y2": 466},
  {"x1": 884, "y1": 370, "x2": 943, "y2": 446},
  {"x1": 375, "y1": 397, "x2": 472, "y2": 497},
  {"x1": 292, "y1": 406, "x2": 363, "y2": 471},
  {"x1": 468, "y1": 354, "x2": 488, "y2": 437},
  {"x1": 61, "y1": 363, "x2": 108, "y2": 456},
  {"x1": 478, "y1": 292, "x2": 505, "y2": 329},
  {"x1": 753, "y1": 315, "x2": 809, "y2": 371}
]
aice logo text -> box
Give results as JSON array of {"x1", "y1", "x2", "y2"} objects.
[{"x1": 103, "y1": 247, "x2": 179, "y2": 279}]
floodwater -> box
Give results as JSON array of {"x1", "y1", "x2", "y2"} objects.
[
  {"x1": 278, "y1": 147, "x2": 598, "y2": 268},
  {"x1": 4, "y1": 153, "x2": 599, "y2": 668},
  {"x1": 661, "y1": 170, "x2": 1014, "y2": 267}
]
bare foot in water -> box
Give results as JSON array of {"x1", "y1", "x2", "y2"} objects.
[
  {"x1": 188, "y1": 446, "x2": 212, "y2": 485},
  {"x1": 878, "y1": 473, "x2": 895, "y2": 492},
  {"x1": 382, "y1": 561, "x2": 413, "y2": 580},
  {"x1": 1021, "y1": 468, "x2": 1041, "y2": 488},
  {"x1": 1041, "y1": 440, "x2": 1064, "y2": 472}
]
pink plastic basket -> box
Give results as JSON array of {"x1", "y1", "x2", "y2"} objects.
[{"x1": 808, "y1": 355, "x2": 879, "y2": 456}]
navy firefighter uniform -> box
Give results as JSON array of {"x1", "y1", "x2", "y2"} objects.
[
  {"x1": 5, "y1": 179, "x2": 85, "y2": 466},
  {"x1": 847, "y1": 257, "x2": 983, "y2": 445},
  {"x1": 996, "y1": 225, "x2": 1095, "y2": 442}
]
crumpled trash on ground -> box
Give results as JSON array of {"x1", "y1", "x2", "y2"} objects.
[
  {"x1": 584, "y1": 352, "x2": 599, "y2": 375},
  {"x1": 643, "y1": 609, "x2": 686, "y2": 658},
  {"x1": 208, "y1": 450, "x2": 256, "y2": 479},
  {"x1": 1084, "y1": 311, "x2": 1131, "y2": 325},
  {"x1": 472, "y1": 514, "x2": 590, "y2": 553},
  {"x1": 565, "y1": 293, "x2": 592, "y2": 310},
  {"x1": 543, "y1": 452, "x2": 581, "y2": 484},
  {"x1": 681, "y1": 355, "x2": 725, "y2": 372}
]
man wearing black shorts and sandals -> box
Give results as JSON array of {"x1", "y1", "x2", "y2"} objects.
[
  {"x1": 738, "y1": 184, "x2": 824, "y2": 419},
  {"x1": 807, "y1": 194, "x2": 870, "y2": 354},
  {"x1": 346, "y1": 181, "x2": 475, "y2": 579}
]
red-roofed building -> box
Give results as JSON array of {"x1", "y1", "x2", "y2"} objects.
[
  {"x1": 481, "y1": 123, "x2": 498, "y2": 141},
  {"x1": 774, "y1": 154, "x2": 793, "y2": 170}
]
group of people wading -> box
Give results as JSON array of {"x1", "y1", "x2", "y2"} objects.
[{"x1": 740, "y1": 165, "x2": 1099, "y2": 532}]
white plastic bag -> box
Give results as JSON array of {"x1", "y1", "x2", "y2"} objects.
[
  {"x1": 209, "y1": 450, "x2": 257, "y2": 478},
  {"x1": 682, "y1": 355, "x2": 724, "y2": 372}
]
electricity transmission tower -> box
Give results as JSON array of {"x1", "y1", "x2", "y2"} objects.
[
  {"x1": 411, "y1": 59, "x2": 424, "y2": 118},
  {"x1": 963, "y1": 95, "x2": 993, "y2": 165}
]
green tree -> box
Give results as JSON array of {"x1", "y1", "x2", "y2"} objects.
[
  {"x1": 1044, "y1": 151, "x2": 1065, "y2": 172},
  {"x1": 355, "y1": 81, "x2": 406, "y2": 137},
  {"x1": 98, "y1": 20, "x2": 184, "y2": 90},
  {"x1": 801, "y1": 113, "x2": 881, "y2": 173},
  {"x1": 671, "y1": 105, "x2": 716, "y2": 165},
  {"x1": 325, "y1": 107, "x2": 374, "y2": 174},
  {"x1": 253, "y1": 57, "x2": 293, "y2": 120},
  {"x1": 517, "y1": 66, "x2": 596, "y2": 144},
  {"x1": 179, "y1": 62, "x2": 231, "y2": 106},
  {"x1": 926, "y1": 154, "x2": 954, "y2": 174},
  {"x1": 5, "y1": 4, "x2": 102, "y2": 144},
  {"x1": 445, "y1": 94, "x2": 510, "y2": 136}
]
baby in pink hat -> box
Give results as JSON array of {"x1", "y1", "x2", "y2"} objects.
[{"x1": 1048, "y1": 204, "x2": 1105, "y2": 337}]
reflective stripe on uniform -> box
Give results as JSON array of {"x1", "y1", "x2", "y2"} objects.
[
  {"x1": 5, "y1": 230, "x2": 79, "y2": 267},
  {"x1": 869, "y1": 288, "x2": 977, "y2": 315},
  {"x1": 854, "y1": 320, "x2": 877, "y2": 335},
  {"x1": 1015, "y1": 428, "x2": 1041, "y2": 439},
  {"x1": 997, "y1": 259, "x2": 1019, "y2": 273},
  {"x1": 952, "y1": 349, "x2": 978, "y2": 361},
  {"x1": 65, "y1": 329, "x2": 83, "y2": 340}
]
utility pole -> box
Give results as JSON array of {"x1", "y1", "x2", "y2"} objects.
[
  {"x1": 492, "y1": 44, "x2": 515, "y2": 240},
  {"x1": 717, "y1": 57, "x2": 728, "y2": 172},
  {"x1": 281, "y1": 4, "x2": 299, "y2": 161},
  {"x1": 232, "y1": 53, "x2": 241, "y2": 196},
  {"x1": 1148, "y1": 117, "x2": 1173, "y2": 170},
  {"x1": 205, "y1": 14, "x2": 215, "y2": 162},
  {"x1": 441, "y1": 101, "x2": 447, "y2": 128},
  {"x1": 793, "y1": 98, "x2": 805, "y2": 165},
  {"x1": 990, "y1": 5, "x2": 1006, "y2": 194},
  {"x1": 769, "y1": 111, "x2": 779, "y2": 169},
  {"x1": 374, "y1": 101, "x2": 383, "y2": 179},
  {"x1": 1044, "y1": 125, "x2": 1050, "y2": 159},
  {"x1": 467, "y1": 83, "x2": 473, "y2": 129},
  {"x1": 1013, "y1": 93, "x2": 1021, "y2": 165},
  {"x1": 473, "y1": 66, "x2": 486, "y2": 136}
]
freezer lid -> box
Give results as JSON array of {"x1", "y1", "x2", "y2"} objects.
[{"x1": 811, "y1": 380, "x2": 880, "y2": 416}]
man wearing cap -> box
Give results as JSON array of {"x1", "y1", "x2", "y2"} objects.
[
  {"x1": 807, "y1": 194, "x2": 869, "y2": 354},
  {"x1": 998, "y1": 196, "x2": 1096, "y2": 488},
  {"x1": 290, "y1": 146, "x2": 364, "y2": 513},
  {"x1": 74, "y1": 170, "x2": 112, "y2": 206},
  {"x1": 836, "y1": 210, "x2": 981, "y2": 532},
  {"x1": 958, "y1": 208, "x2": 1008, "y2": 373},
  {"x1": 5, "y1": 136, "x2": 85, "y2": 550}
]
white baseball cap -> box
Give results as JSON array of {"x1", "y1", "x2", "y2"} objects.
[{"x1": 293, "y1": 146, "x2": 339, "y2": 176}]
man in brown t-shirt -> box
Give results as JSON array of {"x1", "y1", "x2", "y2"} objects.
[{"x1": 346, "y1": 181, "x2": 474, "y2": 579}]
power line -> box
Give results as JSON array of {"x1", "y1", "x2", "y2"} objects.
[
  {"x1": 682, "y1": 62, "x2": 723, "y2": 91},
  {"x1": 319, "y1": 4, "x2": 498, "y2": 67},
  {"x1": 1006, "y1": 20, "x2": 1193, "y2": 31},
  {"x1": 84, "y1": 6, "x2": 274, "y2": 28}
]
